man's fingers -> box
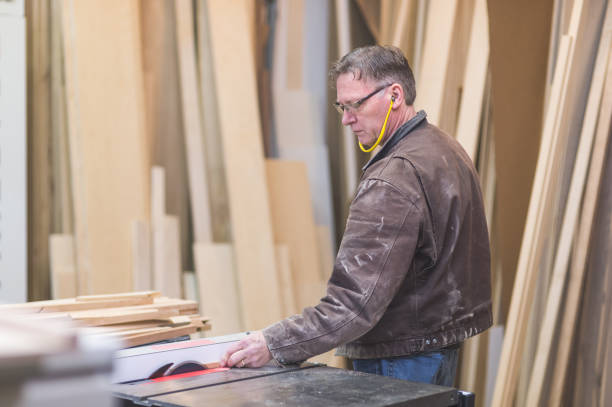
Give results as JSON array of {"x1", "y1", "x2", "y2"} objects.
[{"x1": 220, "y1": 341, "x2": 244, "y2": 367}]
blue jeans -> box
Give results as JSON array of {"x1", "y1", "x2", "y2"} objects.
[{"x1": 352, "y1": 345, "x2": 460, "y2": 387}]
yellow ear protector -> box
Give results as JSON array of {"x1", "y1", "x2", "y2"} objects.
[{"x1": 359, "y1": 95, "x2": 395, "y2": 153}]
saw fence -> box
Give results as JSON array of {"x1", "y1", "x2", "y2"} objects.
[{"x1": 23, "y1": 1, "x2": 612, "y2": 406}]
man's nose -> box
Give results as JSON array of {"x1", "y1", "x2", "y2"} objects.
[{"x1": 341, "y1": 109, "x2": 355, "y2": 126}]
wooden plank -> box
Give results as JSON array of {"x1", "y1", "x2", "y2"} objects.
[
  {"x1": 49, "y1": 234, "x2": 76, "y2": 299},
  {"x1": 316, "y1": 225, "x2": 335, "y2": 281},
  {"x1": 455, "y1": 0, "x2": 489, "y2": 160},
  {"x1": 140, "y1": 0, "x2": 190, "y2": 270},
  {"x1": 194, "y1": 242, "x2": 242, "y2": 336},
  {"x1": 174, "y1": 0, "x2": 213, "y2": 244},
  {"x1": 390, "y1": 0, "x2": 417, "y2": 61},
  {"x1": 50, "y1": 0, "x2": 72, "y2": 234},
  {"x1": 121, "y1": 324, "x2": 200, "y2": 348},
  {"x1": 416, "y1": 0, "x2": 458, "y2": 127},
  {"x1": 162, "y1": 215, "x2": 183, "y2": 298},
  {"x1": 492, "y1": 0, "x2": 606, "y2": 397},
  {"x1": 207, "y1": 0, "x2": 283, "y2": 329},
  {"x1": 132, "y1": 220, "x2": 152, "y2": 291},
  {"x1": 286, "y1": 0, "x2": 304, "y2": 89},
  {"x1": 335, "y1": 0, "x2": 359, "y2": 198},
  {"x1": 275, "y1": 244, "x2": 298, "y2": 317},
  {"x1": 355, "y1": 0, "x2": 380, "y2": 42},
  {"x1": 548, "y1": 22, "x2": 612, "y2": 407},
  {"x1": 491, "y1": 34, "x2": 574, "y2": 407},
  {"x1": 439, "y1": 0, "x2": 475, "y2": 136},
  {"x1": 525, "y1": 6, "x2": 612, "y2": 405},
  {"x1": 266, "y1": 160, "x2": 323, "y2": 310},
  {"x1": 487, "y1": 0, "x2": 555, "y2": 325},
  {"x1": 0, "y1": 296, "x2": 156, "y2": 313},
  {"x1": 62, "y1": 0, "x2": 149, "y2": 294},
  {"x1": 76, "y1": 291, "x2": 160, "y2": 303},
  {"x1": 195, "y1": 0, "x2": 231, "y2": 243},
  {"x1": 26, "y1": 0, "x2": 52, "y2": 301},
  {"x1": 182, "y1": 271, "x2": 199, "y2": 303},
  {"x1": 70, "y1": 307, "x2": 178, "y2": 326}
]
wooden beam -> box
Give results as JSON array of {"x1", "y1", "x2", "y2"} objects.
[{"x1": 207, "y1": 0, "x2": 283, "y2": 329}]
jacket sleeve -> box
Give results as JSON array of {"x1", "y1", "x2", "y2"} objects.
[{"x1": 262, "y1": 178, "x2": 422, "y2": 363}]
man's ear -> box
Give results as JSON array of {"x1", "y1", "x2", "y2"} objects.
[{"x1": 390, "y1": 83, "x2": 403, "y2": 107}]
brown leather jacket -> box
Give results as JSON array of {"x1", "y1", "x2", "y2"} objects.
[{"x1": 263, "y1": 111, "x2": 492, "y2": 362}]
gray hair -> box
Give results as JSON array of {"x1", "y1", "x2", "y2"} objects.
[{"x1": 329, "y1": 45, "x2": 416, "y2": 105}]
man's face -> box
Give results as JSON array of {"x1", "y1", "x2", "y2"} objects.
[{"x1": 336, "y1": 73, "x2": 390, "y2": 146}]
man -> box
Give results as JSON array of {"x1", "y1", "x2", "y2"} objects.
[{"x1": 221, "y1": 45, "x2": 492, "y2": 387}]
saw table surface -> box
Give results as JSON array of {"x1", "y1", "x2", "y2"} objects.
[{"x1": 114, "y1": 364, "x2": 460, "y2": 406}]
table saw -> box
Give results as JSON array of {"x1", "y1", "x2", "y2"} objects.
[{"x1": 113, "y1": 363, "x2": 473, "y2": 407}]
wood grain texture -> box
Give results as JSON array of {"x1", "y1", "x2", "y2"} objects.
[
  {"x1": 62, "y1": 0, "x2": 149, "y2": 294},
  {"x1": 206, "y1": 0, "x2": 283, "y2": 330}
]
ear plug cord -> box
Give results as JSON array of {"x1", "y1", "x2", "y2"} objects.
[{"x1": 359, "y1": 96, "x2": 395, "y2": 153}]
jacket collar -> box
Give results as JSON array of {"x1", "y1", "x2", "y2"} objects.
[{"x1": 362, "y1": 110, "x2": 427, "y2": 171}]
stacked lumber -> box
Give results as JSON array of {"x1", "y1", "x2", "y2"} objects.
[{"x1": 0, "y1": 291, "x2": 209, "y2": 349}]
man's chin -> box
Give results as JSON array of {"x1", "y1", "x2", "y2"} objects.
[{"x1": 356, "y1": 135, "x2": 375, "y2": 146}]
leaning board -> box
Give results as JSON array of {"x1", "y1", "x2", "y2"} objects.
[
  {"x1": 206, "y1": 0, "x2": 283, "y2": 330},
  {"x1": 62, "y1": 0, "x2": 149, "y2": 294}
]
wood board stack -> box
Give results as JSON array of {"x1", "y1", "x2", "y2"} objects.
[{"x1": 0, "y1": 291, "x2": 209, "y2": 349}]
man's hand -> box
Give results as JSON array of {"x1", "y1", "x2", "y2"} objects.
[{"x1": 220, "y1": 331, "x2": 272, "y2": 368}]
